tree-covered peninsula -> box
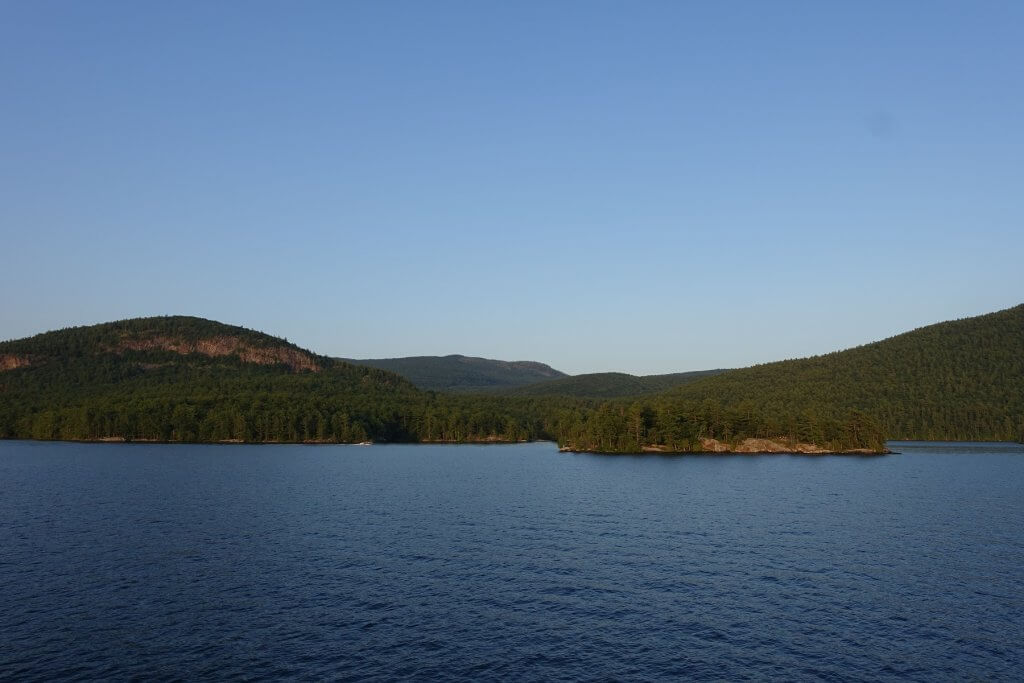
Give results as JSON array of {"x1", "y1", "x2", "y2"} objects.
[{"x1": 0, "y1": 316, "x2": 887, "y2": 453}]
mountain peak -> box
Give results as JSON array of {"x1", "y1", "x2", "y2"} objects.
[{"x1": 0, "y1": 316, "x2": 323, "y2": 373}]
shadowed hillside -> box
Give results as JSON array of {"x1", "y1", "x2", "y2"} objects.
[
  {"x1": 664, "y1": 304, "x2": 1024, "y2": 441},
  {"x1": 504, "y1": 369, "x2": 728, "y2": 398},
  {"x1": 341, "y1": 354, "x2": 566, "y2": 392}
]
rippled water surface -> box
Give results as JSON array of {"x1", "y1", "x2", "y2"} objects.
[{"x1": 2, "y1": 440, "x2": 1023, "y2": 680}]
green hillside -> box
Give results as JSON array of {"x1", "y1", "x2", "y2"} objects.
[
  {"x1": 665, "y1": 304, "x2": 1024, "y2": 441},
  {"x1": 505, "y1": 369, "x2": 728, "y2": 398},
  {"x1": 0, "y1": 316, "x2": 415, "y2": 442},
  {"x1": 3, "y1": 305, "x2": 1020, "y2": 449},
  {"x1": 341, "y1": 354, "x2": 566, "y2": 392},
  {"x1": 0, "y1": 316, "x2": 567, "y2": 444},
  {"x1": 0, "y1": 316, "x2": 884, "y2": 452}
]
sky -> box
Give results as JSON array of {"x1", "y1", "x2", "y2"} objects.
[{"x1": 1, "y1": 1, "x2": 1022, "y2": 375}]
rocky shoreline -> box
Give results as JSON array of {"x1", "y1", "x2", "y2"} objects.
[
  {"x1": 560, "y1": 437, "x2": 890, "y2": 455},
  {"x1": 8, "y1": 436, "x2": 887, "y2": 454}
]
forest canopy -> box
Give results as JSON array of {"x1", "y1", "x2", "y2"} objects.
[{"x1": 2, "y1": 306, "x2": 1022, "y2": 451}]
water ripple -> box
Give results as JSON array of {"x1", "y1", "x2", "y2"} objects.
[{"x1": 1, "y1": 440, "x2": 1022, "y2": 680}]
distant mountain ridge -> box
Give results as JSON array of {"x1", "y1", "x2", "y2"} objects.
[
  {"x1": 504, "y1": 369, "x2": 729, "y2": 398},
  {"x1": 341, "y1": 354, "x2": 567, "y2": 392}
]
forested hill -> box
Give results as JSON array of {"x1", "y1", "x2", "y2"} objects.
[
  {"x1": 341, "y1": 355, "x2": 566, "y2": 392},
  {"x1": 2, "y1": 307, "x2": 1020, "y2": 448},
  {"x1": 504, "y1": 369, "x2": 728, "y2": 398},
  {"x1": 665, "y1": 304, "x2": 1024, "y2": 441},
  {"x1": 0, "y1": 316, "x2": 885, "y2": 452},
  {"x1": 0, "y1": 316, "x2": 327, "y2": 373},
  {"x1": 0, "y1": 316, "x2": 419, "y2": 442}
]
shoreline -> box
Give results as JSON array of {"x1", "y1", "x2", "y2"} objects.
[
  {"x1": 559, "y1": 436, "x2": 891, "y2": 455},
  {"x1": 1, "y1": 436, "x2": 890, "y2": 454},
  {"x1": 0, "y1": 437, "x2": 554, "y2": 447},
  {"x1": 558, "y1": 446, "x2": 891, "y2": 456}
]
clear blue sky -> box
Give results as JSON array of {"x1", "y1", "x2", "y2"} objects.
[{"x1": 2, "y1": 1, "x2": 1021, "y2": 374}]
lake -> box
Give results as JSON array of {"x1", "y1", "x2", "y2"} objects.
[{"x1": 1, "y1": 440, "x2": 1022, "y2": 680}]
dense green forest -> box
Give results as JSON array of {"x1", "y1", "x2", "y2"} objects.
[
  {"x1": 662, "y1": 305, "x2": 1024, "y2": 442},
  {"x1": 503, "y1": 369, "x2": 728, "y2": 398},
  {"x1": 0, "y1": 316, "x2": 884, "y2": 452},
  {"x1": 341, "y1": 354, "x2": 566, "y2": 392},
  {"x1": 4, "y1": 306, "x2": 1021, "y2": 450}
]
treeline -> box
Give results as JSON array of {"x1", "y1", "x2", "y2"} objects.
[
  {"x1": 0, "y1": 352, "x2": 417, "y2": 443},
  {"x1": 2, "y1": 393, "x2": 885, "y2": 453},
  {"x1": 551, "y1": 399, "x2": 885, "y2": 453},
  {"x1": 0, "y1": 352, "x2": 884, "y2": 451}
]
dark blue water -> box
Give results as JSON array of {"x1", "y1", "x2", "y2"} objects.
[{"x1": 2, "y1": 441, "x2": 1022, "y2": 681}]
